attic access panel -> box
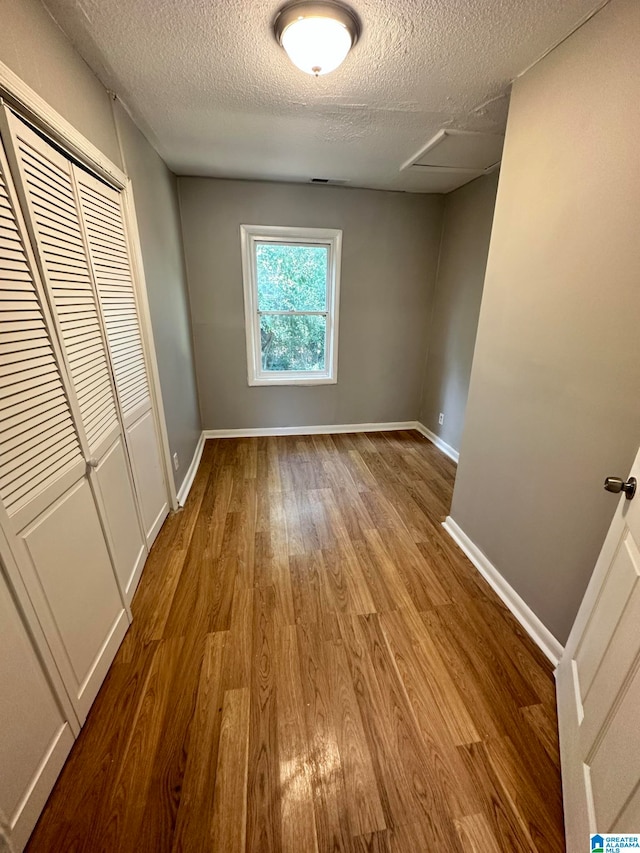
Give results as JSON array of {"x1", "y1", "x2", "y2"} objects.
[{"x1": 402, "y1": 129, "x2": 504, "y2": 172}]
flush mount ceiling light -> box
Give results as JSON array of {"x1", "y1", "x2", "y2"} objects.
[{"x1": 274, "y1": 1, "x2": 361, "y2": 77}]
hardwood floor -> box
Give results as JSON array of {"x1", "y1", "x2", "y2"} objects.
[{"x1": 26, "y1": 431, "x2": 565, "y2": 852}]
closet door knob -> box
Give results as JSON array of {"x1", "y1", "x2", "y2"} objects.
[
  {"x1": 86, "y1": 458, "x2": 99, "y2": 470},
  {"x1": 604, "y1": 476, "x2": 636, "y2": 500}
]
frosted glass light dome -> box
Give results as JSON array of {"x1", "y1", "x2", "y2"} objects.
[{"x1": 275, "y1": 2, "x2": 361, "y2": 77}]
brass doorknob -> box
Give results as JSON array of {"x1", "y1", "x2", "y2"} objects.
[{"x1": 604, "y1": 476, "x2": 637, "y2": 500}]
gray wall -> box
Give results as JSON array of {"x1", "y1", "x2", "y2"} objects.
[
  {"x1": 0, "y1": 0, "x2": 121, "y2": 168},
  {"x1": 178, "y1": 178, "x2": 443, "y2": 430},
  {"x1": 420, "y1": 172, "x2": 498, "y2": 451},
  {"x1": 113, "y1": 101, "x2": 201, "y2": 489},
  {"x1": 0, "y1": 0, "x2": 201, "y2": 492},
  {"x1": 451, "y1": 0, "x2": 640, "y2": 644}
]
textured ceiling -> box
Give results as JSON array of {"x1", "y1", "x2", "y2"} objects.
[{"x1": 43, "y1": 0, "x2": 605, "y2": 192}]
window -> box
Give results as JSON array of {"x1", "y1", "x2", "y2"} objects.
[{"x1": 240, "y1": 224, "x2": 342, "y2": 386}]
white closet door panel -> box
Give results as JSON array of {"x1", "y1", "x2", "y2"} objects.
[
  {"x1": 6, "y1": 116, "x2": 119, "y2": 456},
  {"x1": 74, "y1": 169, "x2": 168, "y2": 543},
  {"x1": 74, "y1": 172, "x2": 150, "y2": 421},
  {"x1": 93, "y1": 436, "x2": 146, "y2": 600},
  {"x1": 19, "y1": 477, "x2": 128, "y2": 718},
  {"x1": 0, "y1": 568, "x2": 74, "y2": 852},
  {"x1": 127, "y1": 409, "x2": 167, "y2": 545},
  {"x1": 0, "y1": 139, "x2": 84, "y2": 524}
]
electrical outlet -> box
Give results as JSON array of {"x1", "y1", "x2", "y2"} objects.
[
  {"x1": 438, "y1": 413, "x2": 444, "y2": 425},
  {"x1": 172, "y1": 452, "x2": 179, "y2": 471}
]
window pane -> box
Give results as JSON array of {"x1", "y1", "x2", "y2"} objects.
[
  {"x1": 256, "y1": 243, "x2": 328, "y2": 311},
  {"x1": 260, "y1": 314, "x2": 326, "y2": 372}
]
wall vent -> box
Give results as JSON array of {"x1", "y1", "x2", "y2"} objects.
[{"x1": 310, "y1": 177, "x2": 349, "y2": 185}]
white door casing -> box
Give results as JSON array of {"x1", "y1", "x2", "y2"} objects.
[{"x1": 557, "y1": 446, "x2": 640, "y2": 849}]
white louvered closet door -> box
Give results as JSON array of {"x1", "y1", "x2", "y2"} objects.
[
  {"x1": 3, "y1": 111, "x2": 148, "y2": 598},
  {"x1": 74, "y1": 168, "x2": 169, "y2": 546},
  {"x1": 0, "y1": 131, "x2": 127, "y2": 723}
]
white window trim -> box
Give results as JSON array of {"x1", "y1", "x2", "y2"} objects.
[{"x1": 240, "y1": 224, "x2": 342, "y2": 386}]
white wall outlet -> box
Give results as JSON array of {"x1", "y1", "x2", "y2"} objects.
[
  {"x1": 172, "y1": 452, "x2": 179, "y2": 471},
  {"x1": 438, "y1": 412, "x2": 444, "y2": 425}
]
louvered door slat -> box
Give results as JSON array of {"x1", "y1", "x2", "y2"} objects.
[
  {"x1": 0, "y1": 328, "x2": 48, "y2": 347},
  {"x1": 67, "y1": 339, "x2": 105, "y2": 363},
  {"x1": 1, "y1": 398, "x2": 69, "y2": 441},
  {"x1": 2, "y1": 405, "x2": 70, "y2": 447},
  {"x1": 0, "y1": 383, "x2": 60, "y2": 424},
  {"x1": 0, "y1": 352, "x2": 55, "y2": 378},
  {"x1": 84, "y1": 211, "x2": 124, "y2": 232},
  {"x1": 0, "y1": 344, "x2": 51, "y2": 367},
  {"x1": 0, "y1": 361, "x2": 70, "y2": 400},
  {"x1": 84, "y1": 224, "x2": 127, "y2": 251},
  {"x1": 0, "y1": 284, "x2": 40, "y2": 298},
  {"x1": 25, "y1": 168, "x2": 77, "y2": 202},
  {"x1": 75, "y1": 173, "x2": 151, "y2": 421},
  {"x1": 0, "y1": 155, "x2": 83, "y2": 517},
  {"x1": 0, "y1": 239, "x2": 22, "y2": 255},
  {"x1": 1, "y1": 425, "x2": 78, "y2": 483},
  {"x1": 20, "y1": 147, "x2": 72, "y2": 192},
  {"x1": 10, "y1": 120, "x2": 119, "y2": 453},
  {"x1": 4, "y1": 448, "x2": 81, "y2": 510},
  {"x1": 92, "y1": 244, "x2": 129, "y2": 262}
]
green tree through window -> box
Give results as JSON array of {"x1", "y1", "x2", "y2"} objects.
[{"x1": 256, "y1": 243, "x2": 328, "y2": 372}]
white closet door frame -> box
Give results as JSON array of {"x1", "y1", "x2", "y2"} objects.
[{"x1": 0, "y1": 77, "x2": 178, "y2": 512}]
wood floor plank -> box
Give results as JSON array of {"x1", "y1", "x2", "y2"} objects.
[
  {"x1": 378, "y1": 608, "x2": 482, "y2": 802},
  {"x1": 296, "y1": 619, "x2": 352, "y2": 853},
  {"x1": 276, "y1": 626, "x2": 319, "y2": 853},
  {"x1": 484, "y1": 735, "x2": 565, "y2": 853},
  {"x1": 356, "y1": 613, "x2": 466, "y2": 851},
  {"x1": 171, "y1": 631, "x2": 227, "y2": 853},
  {"x1": 337, "y1": 612, "x2": 419, "y2": 829},
  {"x1": 353, "y1": 829, "x2": 392, "y2": 852},
  {"x1": 246, "y1": 585, "x2": 282, "y2": 853},
  {"x1": 457, "y1": 741, "x2": 538, "y2": 853},
  {"x1": 99, "y1": 637, "x2": 185, "y2": 853},
  {"x1": 520, "y1": 703, "x2": 562, "y2": 770},
  {"x1": 210, "y1": 687, "x2": 250, "y2": 853},
  {"x1": 454, "y1": 813, "x2": 502, "y2": 853},
  {"x1": 27, "y1": 431, "x2": 565, "y2": 853},
  {"x1": 327, "y1": 638, "x2": 387, "y2": 837}
]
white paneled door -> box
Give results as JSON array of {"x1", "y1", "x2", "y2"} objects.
[
  {"x1": 0, "y1": 132, "x2": 128, "y2": 722},
  {"x1": 3, "y1": 111, "x2": 151, "y2": 596},
  {"x1": 557, "y1": 447, "x2": 640, "y2": 850}
]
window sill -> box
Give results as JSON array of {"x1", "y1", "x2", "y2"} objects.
[{"x1": 248, "y1": 374, "x2": 337, "y2": 387}]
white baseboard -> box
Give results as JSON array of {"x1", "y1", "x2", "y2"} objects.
[
  {"x1": 176, "y1": 432, "x2": 206, "y2": 507},
  {"x1": 202, "y1": 421, "x2": 419, "y2": 439},
  {"x1": 442, "y1": 516, "x2": 564, "y2": 667},
  {"x1": 414, "y1": 423, "x2": 459, "y2": 463}
]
